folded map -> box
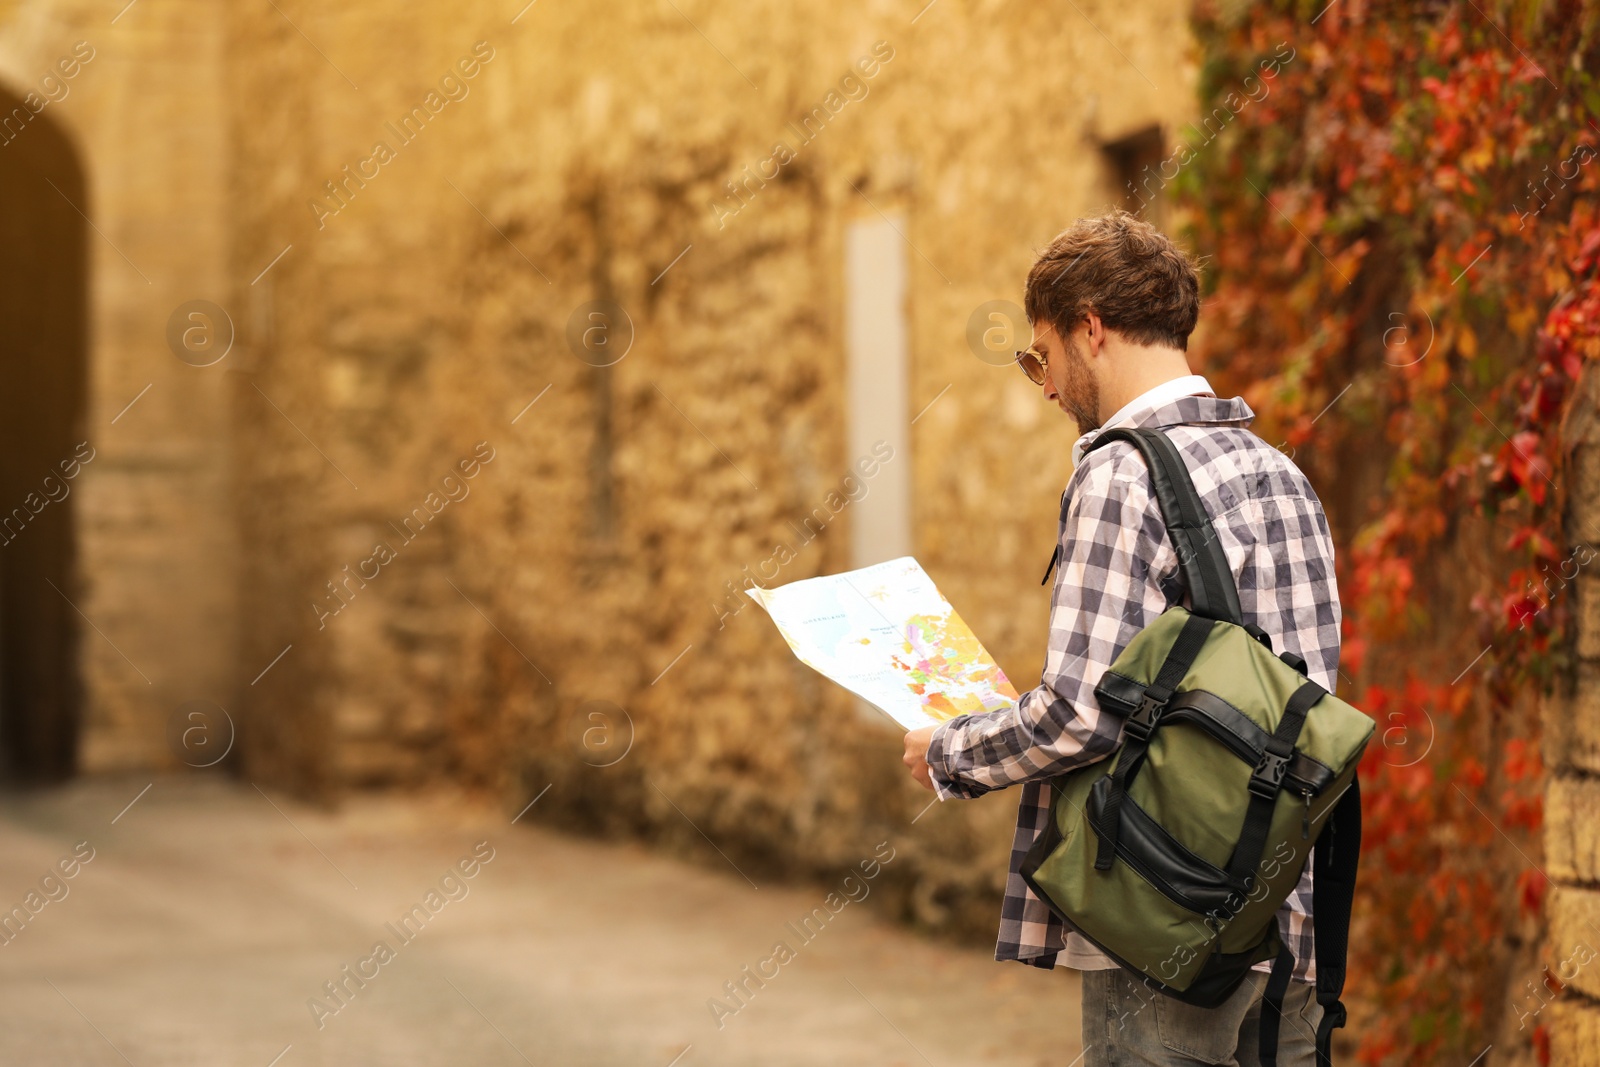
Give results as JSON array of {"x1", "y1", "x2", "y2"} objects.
[{"x1": 745, "y1": 556, "x2": 1019, "y2": 730}]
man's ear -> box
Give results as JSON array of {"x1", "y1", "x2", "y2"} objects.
[{"x1": 1084, "y1": 310, "x2": 1104, "y2": 357}]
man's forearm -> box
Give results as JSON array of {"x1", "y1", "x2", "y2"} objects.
[{"x1": 923, "y1": 686, "x2": 1119, "y2": 799}]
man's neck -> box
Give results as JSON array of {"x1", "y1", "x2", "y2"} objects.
[{"x1": 1095, "y1": 351, "x2": 1199, "y2": 425}]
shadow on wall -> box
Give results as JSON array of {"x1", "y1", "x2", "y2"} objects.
[{"x1": 0, "y1": 83, "x2": 89, "y2": 784}]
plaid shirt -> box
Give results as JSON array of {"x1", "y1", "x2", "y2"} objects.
[{"x1": 925, "y1": 391, "x2": 1342, "y2": 984}]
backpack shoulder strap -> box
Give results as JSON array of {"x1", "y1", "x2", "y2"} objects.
[
  {"x1": 1259, "y1": 773, "x2": 1361, "y2": 1066},
  {"x1": 1085, "y1": 426, "x2": 1244, "y2": 625},
  {"x1": 1311, "y1": 773, "x2": 1360, "y2": 1064}
]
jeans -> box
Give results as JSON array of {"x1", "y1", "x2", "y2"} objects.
[{"x1": 1081, "y1": 969, "x2": 1323, "y2": 1066}]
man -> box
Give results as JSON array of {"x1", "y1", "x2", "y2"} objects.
[{"x1": 901, "y1": 211, "x2": 1341, "y2": 1066}]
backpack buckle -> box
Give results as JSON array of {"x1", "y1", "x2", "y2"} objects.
[
  {"x1": 1124, "y1": 692, "x2": 1167, "y2": 742},
  {"x1": 1248, "y1": 746, "x2": 1291, "y2": 800}
]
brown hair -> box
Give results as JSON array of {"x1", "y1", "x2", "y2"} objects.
[{"x1": 1024, "y1": 211, "x2": 1201, "y2": 351}]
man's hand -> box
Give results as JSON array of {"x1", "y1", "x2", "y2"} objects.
[{"x1": 902, "y1": 725, "x2": 939, "y2": 792}]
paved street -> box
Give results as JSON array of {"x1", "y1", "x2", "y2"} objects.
[{"x1": 0, "y1": 776, "x2": 1082, "y2": 1066}]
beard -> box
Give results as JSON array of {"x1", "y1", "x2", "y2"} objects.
[{"x1": 1059, "y1": 333, "x2": 1101, "y2": 431}]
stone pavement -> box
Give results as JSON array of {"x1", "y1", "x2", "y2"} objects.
[{"x1": 0, "y1": 776, "x2": 1082, "y2": 1066}]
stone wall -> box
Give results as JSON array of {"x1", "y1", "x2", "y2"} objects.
[
  {"x1": 2, "y1": 0, "x2": 1201, "y2": 940},
  {"x1": 0, "y1": 0, "x2": 238, "y2": 775},
  {"x1": 1548, "y1": 362, "x2": 1600, "y2": 1065},
  {"x1": 216, "y1": 0, "x2": 1201, "y2": 935}
]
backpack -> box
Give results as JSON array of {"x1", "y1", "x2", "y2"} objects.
[{"x1": 1018, "y1": 427, "x2": 1374, "y2": 1066}]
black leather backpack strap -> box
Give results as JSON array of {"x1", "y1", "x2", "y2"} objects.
[{"x1": 1085, "y1": 427, "x2": 1244, "y2": 625}]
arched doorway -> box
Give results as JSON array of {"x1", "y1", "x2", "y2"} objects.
[{"x1": 0, "y1": 87, "x2": 88, "y2": 782}]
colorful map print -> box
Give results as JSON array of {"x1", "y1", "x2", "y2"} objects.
[
  {"x1": 892, "y1": 612, "x2": 1019, "y2": 721},
  {"x1": 746, "y1": 557, "x2": 1017, "y2": 730}
]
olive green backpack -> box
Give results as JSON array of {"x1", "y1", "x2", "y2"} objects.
[{"x1": 1019, "y1": 427, "x2": 1373, "y2": 1067}]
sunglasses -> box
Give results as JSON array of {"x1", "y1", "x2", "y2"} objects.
[{"x1": 1014, "y1": 345, "x2": 1048, "y2": 386}]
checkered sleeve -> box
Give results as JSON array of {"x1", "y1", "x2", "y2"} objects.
[{"x1": 925, "y1": 445, "x2": 1177, "y2": 800}]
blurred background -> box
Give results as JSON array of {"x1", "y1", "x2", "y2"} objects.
[{"x1": 2, "y1": 0, "x2": 1597, "y2": 1064}]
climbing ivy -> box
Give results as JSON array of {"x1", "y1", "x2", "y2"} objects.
[{"x1": 1178, "y1": 0, "x2": 1600, "y2": 1060}]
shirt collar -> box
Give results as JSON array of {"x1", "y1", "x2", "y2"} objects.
[{"x1": 1071, "y1": 375, "x2": 1253, "y2": 466}]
